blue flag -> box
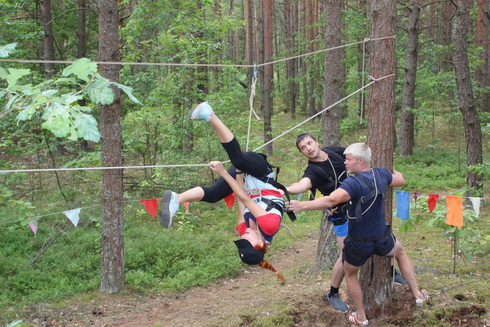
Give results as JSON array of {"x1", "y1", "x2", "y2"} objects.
[{"x1": 396, "y1": 190, "x2": 410, "y2": 220}]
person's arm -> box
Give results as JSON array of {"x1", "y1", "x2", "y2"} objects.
[
  {"x1": 286, "y1": 177, "x2": 313, "y2": 194},
  {"x1": 287, "y1": 188, "x2": 351, "y2": 213},
  {"x1": 390, "y1": 169, "x2": 406, "y2": 187},
  {"x1": 208, "y1": 161, "x2": 268, "y2": 218}
]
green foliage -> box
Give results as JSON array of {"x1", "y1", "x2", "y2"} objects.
[{"x1": 1, "y1": 47, "x2": 141, "y2": 142}]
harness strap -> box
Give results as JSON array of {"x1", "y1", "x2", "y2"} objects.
[
  {"x1": 260, "y1": 177, "x2": 297, "y2": 222},
  {"x1": 259, "y1": 196, "x2": 296, "y2": 222},
  {"x1": 352, "y1": 172, "x2": 384, "y2": 222}
]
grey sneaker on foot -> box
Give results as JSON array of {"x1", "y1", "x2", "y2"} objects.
[
  {"x1": 159, "y1": 190, "x2": 180, "y2": 228},
  {"x1": 394, "y1": 272, "x2": 408, "y2": 285},
  {"x1": 190, "y1": 101, "x2": 213, "y2": 122},
  {"x1": 326, "y1": 293, "x2": 349, "y2": 313}
]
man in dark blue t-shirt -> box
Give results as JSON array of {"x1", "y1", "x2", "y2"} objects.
[{"x1": 288, "y1": 142, "x2": 428, "y2": 326}]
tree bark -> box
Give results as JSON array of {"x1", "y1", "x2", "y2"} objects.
[
  {"x1": 261, "y1": 0, "x2": 274, "y2": 155},
  {"x1": 322, "y1": 0, "x2": 345, "y2": 147},
  {"x1": 363, "y1": 0, "x2": 397, "y2": 314},
  {"x1": 41, "y1": 0, "x2": 56, "y2": 79},
  {"x1": 77, "y1": 0, "x2": 88, "y2": 58},
  {"x1": 316, "y1": 215, "x2": 338, "y2": 271},
  {"x1": 284, "y1": 0, "x2": 297, "y2": 118},
  {"x1": 398, "y1": 0, "x2": 421, "y2": 157},
  {"x1": 98, "y1": 0, "x2": 125, "y2": 294},
  {"x1": 476, "y1": 0, "x2": 490, "y2": 112},
  {"x1": 452, "y1": 0, "x2": 483, "y2": 196}
]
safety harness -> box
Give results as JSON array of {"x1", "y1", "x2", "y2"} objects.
[
  {"x1": 347, "y1": 170, "x2": 384, "y2": 223},
  {"x1": 253, "y1": 154, "x2": 296, "y2": 222},
  {"x1": 346, "y1": 169, "x2": 389, "y2": 285}
]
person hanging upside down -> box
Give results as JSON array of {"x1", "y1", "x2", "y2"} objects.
[{"x1": 159, "y1": 101, "x2": 287, "y2": 281}]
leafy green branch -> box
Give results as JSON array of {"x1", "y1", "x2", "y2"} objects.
[{"x1": 0, "y1": 43, "x2": 141, "y2": 143}]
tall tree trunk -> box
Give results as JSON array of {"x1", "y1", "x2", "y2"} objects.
[
  {"x1": 398, "y1": 0, "x2": 421, "y2": 157},
  {"x1": 41, "y1": 0, "x2": 55, "y2": 79},
  {"x1": 357, "y1": 0, "x2": 368, "y2": 121},
  {"x1": 363, "y1": 0, "x2": 397, "y2": 314},
  {"x1": 307, "y1": 0, "x2": 316, "y2": 117},
  {"x1": 77, "y1": 0, "x2": 88, "y2": 58},
  {"x1": 452, "y1": 0, "x2": 483, "y2": 196},
  {"x1": 322, "y1": 0, "x2": 345, "y2": 147},
  {"x1": 284, "y1": 0, "x2": 297, "y2": 118},
  {"x1": 262, "y1": 0, "x2": 274, "y2": 155},
  {"x1": 245, "y1": 0, "x2": 255, "y2": 84},
  {"x1": 476, "y1": 0, "x2": 490, "y2": 113},
  {"x1": 98, "y1": 0, "x2": 125, "y2": 293}
]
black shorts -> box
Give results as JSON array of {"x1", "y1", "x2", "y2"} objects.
[{"x1": 342, "y1": 231, "x2": 395, "y2": 267}]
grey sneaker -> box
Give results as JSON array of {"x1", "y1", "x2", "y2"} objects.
[
  {"x1": 190, "y1": 101, "x2": 213, "y2": 122},
  {"x1": 326, "y1": 293, "x2": 349, "y2": 313},
  {"x1": 394, "y1": 272, "x2": 408, "y2": 285},
  {"x1": 159, "y1": 190, "x2": 180, "y2": 228}
]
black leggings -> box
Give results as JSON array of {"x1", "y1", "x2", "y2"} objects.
[{"x1": 201, "y1": 137, "x2": 270, "y2": 203}]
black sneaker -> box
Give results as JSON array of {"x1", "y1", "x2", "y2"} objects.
[
  {"x1": 394, "y1": 272, "x2": 408, "y2": 285},
  {"x1": 326, "y1": 293, "x2": 349, "y2": 313}
]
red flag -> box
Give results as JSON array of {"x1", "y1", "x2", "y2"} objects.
[
  {"x1": 446, "y1": 196, "x2": 463, "y2": 229},
  {"x1": 427, "y1": 194, "x2": 439, "y2": 213},
  {"x1": 224, "y1": 193, "x2": 236, "y2": 209},
  {"x1": 140, "y1": 199, "x2": 159, "y2": 218},
  {"x1": 183, "y1": 201, "x2": 190, "y2": 214}
]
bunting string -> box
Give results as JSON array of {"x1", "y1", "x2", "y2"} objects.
[{"x1": 1, "y1": 190, "x2": 485, "y2": 237}]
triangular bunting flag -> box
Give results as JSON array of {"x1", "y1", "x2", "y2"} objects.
[
  {"x1": 63, "y1": 208, "x2": 81, "y2": 227},
  {"x1": 446, "y1": 196, "x2": 463, "y2": 229},
  {"x1": 427, "y1": 194, "x2": 439, "y2": 213},
  {"x1": 183, "y1": 201, "x2": 190, "y2": 214},
  {"x1": 140, "y1": 199, "x2": 159, "y2": 218},
  {"x1": 224, "y1": 193, "x2": 235, "y2": 210},
  {"x1": 395, "y1": 190, "x2": 410, "y2": 220},
  {"x1": 296, "y1": 193, "x2": 302, "y2": 201},
  {"x1": 468, "y1": 197, "x2": 481, "y2": 217},
  {"x1": 28, "y1": 217, "x2": 38, "y2": 236}
]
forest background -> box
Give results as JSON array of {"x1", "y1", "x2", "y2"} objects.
[{"x1": 0, "y1": 0, "x2": 489, "y2": 326}]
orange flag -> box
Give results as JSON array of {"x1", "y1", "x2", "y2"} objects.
[
  {"x1": 224, "y1": 193, "x2": 236, "y2": 209},
  {"x1": 446, "y1": 196, "x2": 463, "y2": 229},
  {"x1": 140, "y1": 199, "x2": 159, "y2": 218},
  {"x1": 183, "y1": 201, "x2": 190, "y2": 214}
]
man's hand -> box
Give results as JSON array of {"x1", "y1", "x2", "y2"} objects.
[
  {"x1": 209, "y1": 161, "x2": 226, "y2": 175},
  {"x1": 286, "y1": 200, "x2": 305, "y2": 213}
]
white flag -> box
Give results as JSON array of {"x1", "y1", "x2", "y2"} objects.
[
  {"x1": 63, "y1": 208, "x2": 81, "y2": 227},
  {"x1": 468, "y1": 197, "x2": 481, "y2": 217}
]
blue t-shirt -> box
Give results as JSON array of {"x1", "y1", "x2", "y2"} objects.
[{"x1": 339, "y1": 168, "x2": 392, "y2": 239}]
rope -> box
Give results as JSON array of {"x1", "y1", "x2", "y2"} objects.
[
  {"x1": 253, "y1": 73, "x2": 395, "y2": 152},
  {"x1": 0, "y1": 36, "x2": 395, "y2": 68},
  {"x1": 246, "y1": 65, "x2": 260, "y2": 151},
  {"x1": 0, "y1": 74, "x2": 394, "y2": 174},
  {"x1": 0, "y1": 163, "x2": 210, "y2": 174}
]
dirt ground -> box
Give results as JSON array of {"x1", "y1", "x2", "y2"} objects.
[{"x1": 20, "y1": 231, "x2": 489, "y2": 327}]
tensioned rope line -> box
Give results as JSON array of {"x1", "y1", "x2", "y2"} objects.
[
  {"x1": 0, "y1": 74, "x2": 394, "y2": 174},
  {"x1": 252, "y1": 73, "x2": 395, "y2": 152},
  {"x1": 0, "y1": 36, "x2": 395, "y2": 68}
]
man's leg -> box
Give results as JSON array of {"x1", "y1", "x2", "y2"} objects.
[
  {"x1": 344, "y1": 262, "x2": 367, "y2": 322},
  {"x1": 326, "y1": 235, "x2": 348, "y2": 312},
  {"x1": 386, "y1": 239, "x2": 428, "y2": 304}
]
